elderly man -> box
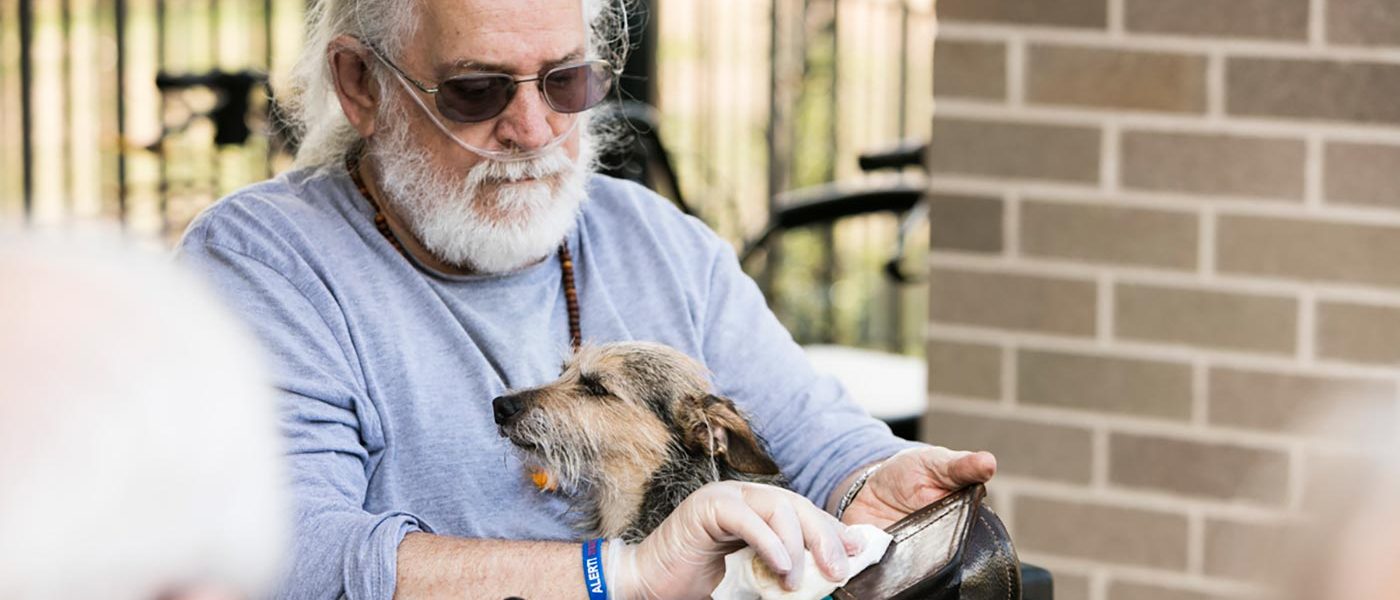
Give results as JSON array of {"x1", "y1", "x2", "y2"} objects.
[{"x1": 179, "y1": 0, "x2": 995, "y2": 598}]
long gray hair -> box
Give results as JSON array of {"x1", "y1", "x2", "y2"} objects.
[{"x1": 278, "y1": 0, "x2": 633, "y2": 170}]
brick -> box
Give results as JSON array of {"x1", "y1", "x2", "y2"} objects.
[
  {"x1": 1022, "y1": 200, "x2": 1198, "y2": 269},
  {"x1": 928, "y1": 118, "x2": 1102, "y2": 184},
  {"x1": 1303, "y1": 451, "x2": 1375, "y2": 511},
  {"x1": 1124, "y1": 0, "x2": 1308, "y2": 40},
  {"x1": 939, "y1": 0, "x2": 1108, "y2": 29},
  {"x1": 1325, "y1": 142, "x2": 1400, "y2": 210},
  {"x1": 1228, "y1": 58, "x2": 1400, "y2": 126},
  {"x1": 1204, "y1": 519, "x2": 1300, "y2": 583},
  {"x1": 1109, "y1": 433, "x2": 1291, "y2": 504},
  {"x1": 1055, "y1": 573, "x2": 1091, "y2": 600},
  {"x1": 1209, "y1": 367, "x2": 1396, "y2": 439},
  {"x1": 929, "y1": 194, "x2": 1003, "y2": 253},
  {"x1": 987, "y1": 489, "x2": 1012, "y2": 517},
  {"x1": 935, "y1": 40, "x2": 1007, "y2": 100},
  {"x1": 929, "y1": 268, "x2": 1098, "y2": 336},
  {"x1": 1317, "y1": 301, "x2": 1400, "y2": 365},
  {"x1": 1121, "y1": 131, "x2": 1306, "y2": 200},
  {"x1": 1218, "y1": 215, "x2": 1400, "y2": 288},
  {"x1": 1018, "y1": 349, "x2": 1193, "y2": 420},
  {"x1": 1116, "y1": 284, "x2": 1298, "y2": 354},
  {"x1": 1015, "y1": 496, "x2": 1189, "y2": 570},
  {"x1": 1328, "y1": 0, "x2": 1400, "y2": 46},
  {"x1": 1028, "y1": 45, "x2": 1208, "y2": 113},
  {"x1": 926, "y1": 338, "x2": 1001, "y2": 400},
  {"x1": 1108, "y1": 581, "x2": 1221, "y2": 600},
  {"x1": 923, "y1": 410, "x2": 1094, "y2": 484}
]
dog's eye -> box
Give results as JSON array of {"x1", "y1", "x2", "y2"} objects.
[{"x1": 578, "y1": 374, "x2": 610, "y2": 397}]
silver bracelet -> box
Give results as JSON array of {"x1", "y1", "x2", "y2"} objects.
[{"x1": 835, "y1": 462, "x2": 883, "y2": 520}]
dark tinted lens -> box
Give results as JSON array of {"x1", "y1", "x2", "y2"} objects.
[
  {"x1": 436, "y1": 74, "x2": 515, "y2": 123},
  {"x1": 542, "y1": 62, "x2": 614, "y2": 113}
]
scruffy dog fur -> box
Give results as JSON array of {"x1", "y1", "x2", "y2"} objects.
[{"x1": 493, "y1": 341, "x2": 788, "y2": 541}]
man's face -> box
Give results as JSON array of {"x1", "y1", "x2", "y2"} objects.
[
  {"x1": 367, "y1": 0, "x2": 595, "y2": 273},
  {"x1": 394, "y1": 0, "x2": 587, "y2": 173}
]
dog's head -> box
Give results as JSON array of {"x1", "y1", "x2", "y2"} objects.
[{"x1": 493, "y1": 342, "x2": 780, "y2": 496}]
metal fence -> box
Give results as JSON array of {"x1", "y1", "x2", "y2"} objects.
[
  {"x1": 1, "y1": 0, "x2": 933, "y2": 351},
  {"x1": 655, "y1": 0, "x2": 934, "y2": 351},
  {"x1": 1, "y1": 0, "x2": 304, "y2": 239}
]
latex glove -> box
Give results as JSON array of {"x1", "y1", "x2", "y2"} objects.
[
  {"x1": 841, "y1": 446, "x2": 997, "y2": 528},
  {"x1": 711, "y1": 524, "x2": 893, "y2": 600},
  {"x1": 606, "y1": 481, "x2": 865, "y2": 600}
]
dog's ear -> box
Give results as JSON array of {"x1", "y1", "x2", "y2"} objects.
[{"x1": 681, "y1": 394, "x2": 781, "y2": 476}]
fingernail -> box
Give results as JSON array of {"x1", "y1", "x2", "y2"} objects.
[
  {"x1": 827, "y1": 548, "x2": 850, "y2": 580},
  {"x1": 784, "y1": 569, "x2": 802, "y2": 591},
  {"x1": 772, "y1": 552, "x2": 792, "y2": 573},
  {"x1": 842, "y1": 531, "x2": 865, "y2": 554}
]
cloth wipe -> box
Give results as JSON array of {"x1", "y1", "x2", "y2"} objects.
[{"x1": 711, "y1": 524, "x2": 893, "y2": 600}]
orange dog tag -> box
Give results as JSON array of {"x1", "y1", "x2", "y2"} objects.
[{"x1": 531, "y1": 467, "x2": 558, "y2": 492}]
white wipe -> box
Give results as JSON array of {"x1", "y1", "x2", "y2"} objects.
[{"x1": 711, "y1": 524, "x2": 893, "y2": 600}]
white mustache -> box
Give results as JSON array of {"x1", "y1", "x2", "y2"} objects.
[{"x1": 470, "y1": 150, "x2": 574, "y2": 185}]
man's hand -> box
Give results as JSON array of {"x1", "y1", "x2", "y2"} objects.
[
  {"x1": 609, "y1": 481, "x2": 864, "y2": 600},
  {"x1": 839, "y1": 446, "x2": 998, "y2": 528}
]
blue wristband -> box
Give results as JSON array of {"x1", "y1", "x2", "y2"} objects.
[{"x1": 582, "y1": 538, "x2": 609, "y2": 600}]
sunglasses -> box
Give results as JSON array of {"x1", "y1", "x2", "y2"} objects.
[{"x1": 369, "y1": 45, "x2": 618, "y2": 124}]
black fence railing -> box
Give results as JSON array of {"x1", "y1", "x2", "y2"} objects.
[{"x1": 1, "y1": 0, "x2": 300, "y2": 236}]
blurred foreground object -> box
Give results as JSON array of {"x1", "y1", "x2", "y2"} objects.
[
  {"x1": 0, "y1": 230, "x2": 286, "y2": 600},
  {"x1": 1258, "y1": 408, "x2": 1400, "y2": 600},
  {"x1": 1316, "y1": 451, "x2": 1400, "y2": 600}
]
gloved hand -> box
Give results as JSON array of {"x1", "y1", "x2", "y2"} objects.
[{"x1": 605, "y1": 481, "x2": 864, "y2": 600}]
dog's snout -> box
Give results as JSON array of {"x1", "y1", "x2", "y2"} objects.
[{"x1": 493, "y1": 394, "x2": 526, "y2": 425}]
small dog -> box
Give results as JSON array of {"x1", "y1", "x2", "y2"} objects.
[{"x1": 493, "y1": 341, "x2": 788, "y2": 541}]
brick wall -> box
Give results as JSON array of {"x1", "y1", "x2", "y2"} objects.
[{"x1": 923, "y1": 1, "x2": 1400, "y2": 599}]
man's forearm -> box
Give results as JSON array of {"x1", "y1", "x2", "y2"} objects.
[{"x1": 394, "y1": 532, "x2": 590, "y2": 599}]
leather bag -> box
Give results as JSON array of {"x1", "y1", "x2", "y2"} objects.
[{"x1": 832, "y1": 485, "x2": 1022, "y2": 600}]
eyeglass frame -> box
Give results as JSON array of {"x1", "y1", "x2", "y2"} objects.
[{"x1": 360, "y1": 39, "x2": 620, "y2": 123}]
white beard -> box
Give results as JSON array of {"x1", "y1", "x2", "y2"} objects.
[{"x1": 370, "y1": 105, "x2": 592, "y2": 275}]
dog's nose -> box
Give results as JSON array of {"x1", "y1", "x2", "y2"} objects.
[{"x1": 493, "y1": 395, "x2": 525, "y2": 425}]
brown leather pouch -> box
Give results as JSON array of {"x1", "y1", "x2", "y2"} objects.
[{"x1": 832, "y1": 485, "x2": 1021, "y2": 600}]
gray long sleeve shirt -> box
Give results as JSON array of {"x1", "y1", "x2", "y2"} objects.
[{"x1": 177, "y1": 166, "x2": 916, "y2": 599}]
